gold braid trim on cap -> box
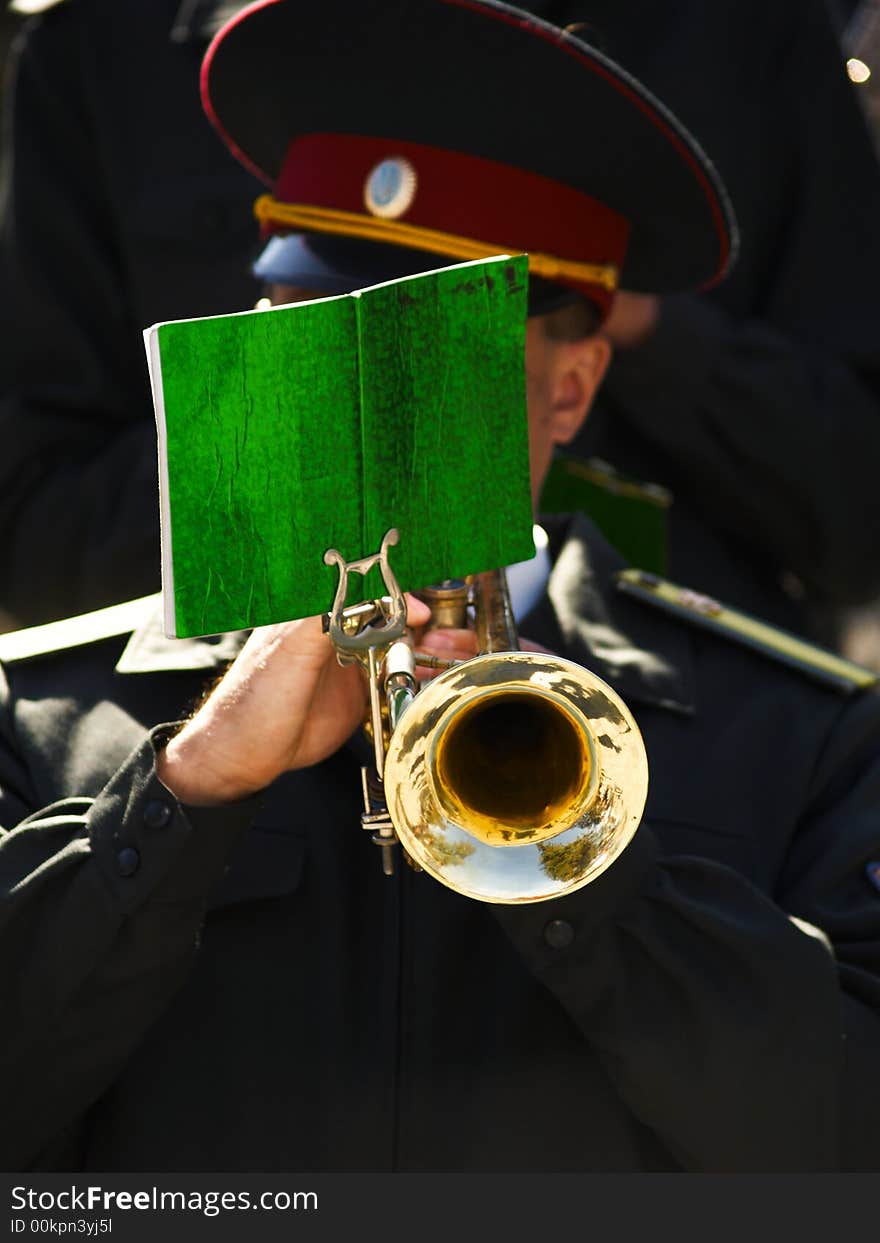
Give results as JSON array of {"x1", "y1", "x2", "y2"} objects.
[{"x1": 254, "y1": 196, "x2": 620, "y2": 293}]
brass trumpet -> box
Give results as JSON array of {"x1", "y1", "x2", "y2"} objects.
[{"x1": 323, "y1": 529, "x2": 649, "y2": 904}]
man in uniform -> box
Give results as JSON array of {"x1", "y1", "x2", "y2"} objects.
[
  {"x1": 3, "y1": 0, "x2": 880, "y2": 648},
  {"x1": 1, "y1": 0, "x2": 879, "y2": 1172}
]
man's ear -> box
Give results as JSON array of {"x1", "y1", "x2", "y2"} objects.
[{"x1": 549, "y1": 334, "x2": 612, "y2": 445}]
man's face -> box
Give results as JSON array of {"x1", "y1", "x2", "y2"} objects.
[
  {"x1": 270, "y1": 284, "x2": 609, "y2": 509},
  {"x1": 525, "y1": 316, "x2": 577, "y2": 506}
]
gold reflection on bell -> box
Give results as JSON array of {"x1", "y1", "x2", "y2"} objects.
[
  {"x1": 383, "y1": 651, "x2": 649, "y2": 904},
  {"x1": 431, "y1": 685, "x2": 600, "y2": 846}
]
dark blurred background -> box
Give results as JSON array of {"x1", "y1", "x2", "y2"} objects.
[
  {"x1": 842, "y1": 0, "x2": 880, "y2": 147},
  {"x1": 1, "y1": 7, "x2": 20, "y2": 115},
  {"x1": 0, "y1": 4, "x2": 23, "y2": 633}
]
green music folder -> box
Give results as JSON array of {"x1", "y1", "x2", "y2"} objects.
[{"x1": 144, "y1": 255, "x2": 533, "y2": 638}]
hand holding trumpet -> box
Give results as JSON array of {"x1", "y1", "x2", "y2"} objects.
[{"x1": 156, "y1": 594, "x2": 431, "y2": 807}]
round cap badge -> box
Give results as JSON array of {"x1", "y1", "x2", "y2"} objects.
[{"x1": 364, "y1": 157, "x2": 418, "y2": 218}]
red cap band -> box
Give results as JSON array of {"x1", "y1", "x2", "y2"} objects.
[{"x1": 271, "y1": 133, "x2": 630, "y2": 309}]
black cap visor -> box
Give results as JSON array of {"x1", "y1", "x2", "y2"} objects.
[{"x1": 254, "y1": 232, "x2": 585, "y2": 315}]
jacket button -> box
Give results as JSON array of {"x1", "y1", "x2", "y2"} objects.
[
  {"x1": 543, "y1": 919, "x2": 575, "y2": 949},
  {"x1": 143, "y1": 799, "x2": 173, "y2": 829},
  {"x1": 117, "y1": 847, "x2": 140, "y2": 877}
]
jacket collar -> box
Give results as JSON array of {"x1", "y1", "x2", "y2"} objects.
[
  {"x1": 115, "y1": 516, "x2": 695, "y2": 713},
  {"x1": 115, "y1": 597, "x2": 248, "y2": 674},
  {"x1": 527, "y1": 513, "x2": 696, "y2": 715}
]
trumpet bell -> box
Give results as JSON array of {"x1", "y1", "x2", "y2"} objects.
[{"x1": 383, "y1": 651, "x2": 649, "y2": 904}]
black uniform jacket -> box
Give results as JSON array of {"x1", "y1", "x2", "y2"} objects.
[{"x1": 1, "y1": 516, "x2": 879, "y2": 1173}]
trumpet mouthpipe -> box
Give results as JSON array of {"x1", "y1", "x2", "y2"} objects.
[{"x1": 471, "y1": 568, "x2": 520, "y2": 654}]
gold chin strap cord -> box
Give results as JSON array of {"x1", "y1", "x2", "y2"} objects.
[{"x1": 254, "y1": 196, "x2": 620, "y2": 293}]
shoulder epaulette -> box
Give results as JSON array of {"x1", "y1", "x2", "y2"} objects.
[
  {"x1": 0, "y1": 595, "x2": 159, "y2": 665},
  {"x1": 615, "y1": 569, "x2": 878, "y2": 695},
  {"x1": 559, "y1": 457, "x2": 672, "y2": 508},
  {"x1": 9, "y1": 1, "x2": 68, "y2": 15}
]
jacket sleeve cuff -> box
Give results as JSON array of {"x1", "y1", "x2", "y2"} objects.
[{"x1": 88, "y1": 723, "x2": 262, "y2": 914}]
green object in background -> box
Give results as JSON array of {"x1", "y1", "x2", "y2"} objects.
[
  {"x1": 540, "y1": 453, "x2": 671, "y2": 575},
  {"x1": 145, "y1": 255, "x2": 533, "y2": 638}
]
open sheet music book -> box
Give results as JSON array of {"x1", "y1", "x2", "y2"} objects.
[{"x1": 144, "y1": 254, "x2": 533, "y2": 638}]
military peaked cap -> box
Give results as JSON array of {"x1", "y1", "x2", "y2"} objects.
[{"x1": 202, "y1": 0, "x2": 738, "y2": 315}]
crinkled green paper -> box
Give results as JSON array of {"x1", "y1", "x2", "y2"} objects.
[{"x1": 152, "y1": 255, "x2": 533, "y2": 637}]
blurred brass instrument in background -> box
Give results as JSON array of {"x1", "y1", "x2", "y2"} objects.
[{"x1": 323, "y1": 528, "x2": 649, "y2": 904}]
